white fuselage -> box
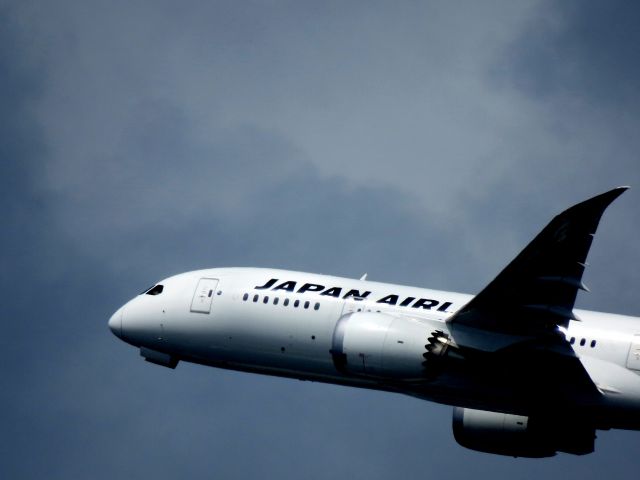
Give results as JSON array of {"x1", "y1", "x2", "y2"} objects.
[{"x1": 109, "y1": 267, "x2": 640, "y2": 430}]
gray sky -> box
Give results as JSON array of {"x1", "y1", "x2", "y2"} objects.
[{"x1": 2, "y1": 0, "x2": 640, "y2": 478}]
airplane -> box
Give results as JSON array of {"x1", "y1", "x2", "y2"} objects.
[{"x1": 109, "y1": 186, "x2": 640, "y2": 457}]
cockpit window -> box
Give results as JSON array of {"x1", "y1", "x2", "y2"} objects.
[{"x1": 144, "y1": 284, "x2": 164, "y2": 296}]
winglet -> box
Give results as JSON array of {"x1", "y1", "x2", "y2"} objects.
[{"x1": 563, "y1": 186, "x2": 628, "y2": 221}]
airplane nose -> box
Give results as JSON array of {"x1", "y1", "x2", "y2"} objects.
[{"x1": 108, "y1": 307, "x2": 124, "y2": 339}]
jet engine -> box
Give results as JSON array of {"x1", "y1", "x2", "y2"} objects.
[
  {"x1": 452, "y1": 407, "x2": 595, "y2": 457},
  {"x1": 330, "y1": 312, "x2": 439, "y2": 379}
]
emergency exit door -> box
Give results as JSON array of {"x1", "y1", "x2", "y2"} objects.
[
  {"x1": 190, "y1": 278, "x2": 219, "y2": 313},
  {"x1": 627, "y1": 335, "x2": 640, "y2": 371}
]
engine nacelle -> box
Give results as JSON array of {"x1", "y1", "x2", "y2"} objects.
[
  {"x1": 452, "y1": 407, "x2": 595, "y2": 457},
  {"x1": 330, "y1": 312, "x2": 433, "y2": 379}
]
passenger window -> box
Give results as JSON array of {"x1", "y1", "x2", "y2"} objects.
[
  {"x1": 570, "y1": 337, "x2": 575, "y2": 345},
  {"x1": 284, "y1": 298, "x2": 289, "y2": 306},
  {"x1": 294, "y1": 300, "x2": 300, "y2": 308},
  {"x1": 145, "y1": 285, "x2": 164, "y2": 296},
  {"x1": 243, "y1": 293, "x2": 248, "y2": 301},
  {"x1": 263, "y1": 296, "x2": 269, "y2": 304},
  {"x1": 314, "y1": 303, "x2": 320, "y2": 311},
  {"x1": 304, "y1": 301, "x2": 310, "y2": 309},
  {"x1": 591, "y1": 340, "x2": 596, "y2": 348},
  {"x1": 580, "y1": 338, "x2": 586, "y2": 347},
  {"x1": 253, "y1": 294, "x2": 259, "y2": 302},
  {"x1": 274, "y1": 297, "x2": 279, "y2": 305}
]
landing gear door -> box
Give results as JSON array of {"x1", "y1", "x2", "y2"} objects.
[
  {"x1": 190, "y1": 278, "x2": 219, "y2": 314},
  {"x1": 627, "y1": 335, "x2": 640, "y2": 371}
]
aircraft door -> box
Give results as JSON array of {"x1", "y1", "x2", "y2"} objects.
[
  {"x1": 627, "y1": 335, "x2": 640, "y2": 371},
  {"x1": 190, "y1": 278, "x2": 219, "y2": 314}
]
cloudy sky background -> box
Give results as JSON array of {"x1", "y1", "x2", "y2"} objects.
[{"x1": 2, "y1": 0, "x2": 640, "y2": 478}]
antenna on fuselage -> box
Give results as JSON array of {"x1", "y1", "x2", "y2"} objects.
[{"x1": 359, "y1": 273, "x2": 368, "y2": 281}]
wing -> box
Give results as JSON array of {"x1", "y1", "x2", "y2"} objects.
[{"x1": 448, "y1": 187, "x2": 628, "y2": 345}]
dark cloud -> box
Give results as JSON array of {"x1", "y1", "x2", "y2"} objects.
[
  {"x1": 502, "y1": 0, "x2": 640, "y2": 111},
  {"x1": 2, "y1": 1, "x2": 640, "y2": 479}
]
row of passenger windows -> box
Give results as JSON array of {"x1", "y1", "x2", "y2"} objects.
[
  {"x1": 569, "y1": 337, "x2": 597, "y2": 348},
  {"x1": 243, "y1": 293, "x2": 320, "y2": 311}
]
